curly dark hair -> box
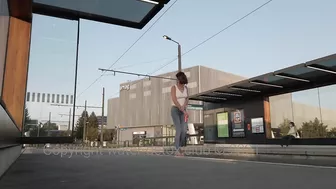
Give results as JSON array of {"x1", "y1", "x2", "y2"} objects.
[{"x1": 176, "y1": 71, "x2": 188, "y2": 85}]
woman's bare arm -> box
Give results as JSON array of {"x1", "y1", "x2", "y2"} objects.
[
  {"x1": 182, "y1": 87, "x2": 189, "y2": 111},
  {"x1": 171, "y1": 86, "x2": 183, "y2": 110},
  {"x1": 183, "y1": 87, "x2": 189, "y2": 112}
]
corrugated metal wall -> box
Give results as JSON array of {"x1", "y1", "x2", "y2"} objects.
[
  {"x1": 107, "y1": 97, "x2": 119, "y2": 128},
  {"x1": 107, "y1": 66, "x2": 246, "y2": 128}
]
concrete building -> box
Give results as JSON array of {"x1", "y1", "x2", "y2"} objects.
[{"x1": 107, "y1": 65, "x2": 246, "y2": 141}]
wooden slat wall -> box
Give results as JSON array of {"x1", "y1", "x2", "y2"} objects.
[
  {"x1": 2, "y1": 17, "x2": 31, "y2": 130},
  {"x1": 264, "y1": 97, "x2": 272, "y2": 138}
]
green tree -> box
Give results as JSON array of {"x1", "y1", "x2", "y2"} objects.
[
  {"x1": 327, "y1": 127, "x2": 336, "y2": 138},
  {"x1": 87, "y1": 112, "x2": 99, "y2": 141},
  {"x1": 23, "y1": 107, "x2": 32, "y2": 132},
  {"x1": 300, "y1": 118, "x2": 328, "y2": 138},
  {"x1": 75, "y1": 110, "x2": 89, "y2": 140},
  {"x1": 103, "y1": 129, "x2": 115, "y2": 141},
  {"x1": 42, "y1": 121, "x2": 58, "y2": 130},
  {"x1": 278, "y1": 118, "x2": 291, "y2": 136}
]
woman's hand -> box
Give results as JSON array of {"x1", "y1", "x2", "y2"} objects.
[{"x1": 178, "y1": 106, "x2": 184, "y2": 112}]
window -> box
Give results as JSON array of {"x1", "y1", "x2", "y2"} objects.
[
  {"x1": 32, "y1": 93, "x2": 35, "y2": 102},
  {"x1": 26, "y1": 92, "x2": 30, "y2": 102},
  {"x1": 66, "y1": 95, "x2": 69, "y2": 104},
  {"x1": 24, "y1": 14, "x2": 78, "y2": 136},
  {"x1": 37, "y1": 93, "x2": 40, "y2": 102},
  {"x1": 162, "y1": 87, "x2": 171, "y2": 94},
  {"x1": 129, "y1": 93, "x2": 136, "y2": 99},
  {"x1": 70, "y1": 95, "x2": 73, "y2": 104},
  {"x1": 143, "y1": 80, "x2": 151, "y2": 87},
  {"x1": 144, "y1": 90, "x2": 151, "y2": 97}
]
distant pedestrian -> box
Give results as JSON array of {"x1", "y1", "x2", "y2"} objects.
[
  {"x1": 170, "y1": 71, "x2": 189, "y2": 156},
  {"x1": 281, "y1": 121, "x2": 298, "y2": 147}
]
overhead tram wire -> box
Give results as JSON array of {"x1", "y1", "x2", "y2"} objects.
[
  {"x1": 113, "y1": 56, "x2": 177, "y2": 70},
  {"x1": 76, "y1": 0, "x2": 179, "y2": 99},
  {"x1": 98, "y1": 68, "x2": 177, "y2": 81},
  {"x1": 148, "y1": 0, "x2": 274, "y2": 72},
  {"x1": 107, "y1": 0, "x2": 274, "y2": 98}
]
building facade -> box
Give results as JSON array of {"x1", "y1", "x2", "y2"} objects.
[{"x1": 107, "y1": 66, "x2": 246, "y2": 141}]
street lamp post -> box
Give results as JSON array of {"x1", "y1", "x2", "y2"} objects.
[{"x1": 163, "y1": 35, "x2": 181, "y2": 72}]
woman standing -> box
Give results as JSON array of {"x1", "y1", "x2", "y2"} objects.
[{"x1": 170, "y1": 71, "x2": 189, "y2": 156}]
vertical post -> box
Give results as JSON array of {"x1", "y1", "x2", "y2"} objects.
[
  {"x1": 178, "y1": 44, "x2": 182, "y2": 72},
  {"x1": 48, "y1": 112, "x2": 51, "y2": 127},
  {"x1": 37, "y1": 123, "x2": 40, "y2": 137},
  {"x1": 72, "y1": 19, "x2": 80, "y2": 138},
  {"x1": 83, "y1": 100, "x2": 87, "y2": 143},
  {"x1": 68, "y1": 108, "x2": 71, "y2": 131},
  {"x1": 117, "y1": 125, "x2": 120, "y2": 146},
  {"x1": 317, "y1": 87, "x2": 323, "y2": 123},
  {"x1": 48, "y1": 112, "x2": 51, "y2": 136},
  {"x1": 100, "y1": 87, "x2": 105, "y2": 147}
]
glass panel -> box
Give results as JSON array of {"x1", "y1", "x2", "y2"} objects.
[
  {"x1": 281, "y1": 66, "x2": 314, "y2": 76},
  {"x1": 317, "y1": 58, "x2": 336, "y2": 68},
  {"x1": 0, "y1": 0, "x2": 9, "y2": 97},
  {"x1": 318, "y1": 84, "x2": 336, "y2": 138},
  {"x1": 292, "y1": 88, "x2": 322, "y2": 139},
  {"x1": 269, "y1": 87, "x2": 336, "y2": 139},
  {"x1": 33, "y1": 0, "x2": 155, "y2": 23},
  {"x1": 257, "y1": 74, "x2": 283, "y2": 83},
  {"x1": 25, "y1": 14, "x2": 78, "y2": 138}
]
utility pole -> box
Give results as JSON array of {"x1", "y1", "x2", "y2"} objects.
[
  {"x1": 100, "y1": 87, "x2": 105, "y2": 147},
  {"x1": 83, "y1": 100, "x2": 87, "y2": 143},
  {"x1": 178, "y1": 43, "x2": 182, "y2": 72},
  {"x1": 48, "y1": 112, "x2": 51, "y2": 127},
  {"x1": 47, "y1": 112, "x2": 51, "y2": 136},
  {"x1": 37, "y1": 123, "x2": 41, "y2": 137},
  {"x1": 68, "y1": 108, "x2": 71, "y2": 131}
]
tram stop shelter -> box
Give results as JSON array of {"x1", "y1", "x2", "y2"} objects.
[{"x1": 189, "y1": 53, "x2": 336, "y2": 145}]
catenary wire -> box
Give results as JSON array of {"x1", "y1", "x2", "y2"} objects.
[
  {"x1": 76, "y1": 0, "x2": 179, "y2": 99},
  {"x1": 108, "y1": 0, "x2": 274, "y2": 98}
]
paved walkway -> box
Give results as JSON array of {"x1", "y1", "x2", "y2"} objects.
[{"x1": 0, "y1": 149, "x2": 335, "y2": 189}]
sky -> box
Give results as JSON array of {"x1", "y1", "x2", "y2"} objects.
[{"x1": 26, "y1": 0, "x2": 336, "y2": 125}]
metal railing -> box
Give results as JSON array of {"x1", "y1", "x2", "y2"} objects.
[{"x1": 107, "y1": 134, "x2": 203, "y2": 148}]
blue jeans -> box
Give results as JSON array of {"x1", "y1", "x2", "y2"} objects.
[{"x1": 171, "y1": 106, "x2": 188, "y2": 149}]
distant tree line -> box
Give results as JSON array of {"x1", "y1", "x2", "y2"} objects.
[{"x1": 74, "y1": 110, "x2": 115, "y2": 142}]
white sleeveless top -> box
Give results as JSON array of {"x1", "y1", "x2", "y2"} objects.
[{"x1": 172, "y1": 84, "x2": 188, "y2": 107}]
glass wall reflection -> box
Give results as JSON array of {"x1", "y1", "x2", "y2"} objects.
[
  {"x1": 24, "y1": 14, "x2": 78, "y2": 137},
  {"x1": 270, "y1": 84, "x2": 336, "y2": 139},
  {"x1": 0, "y1": 0, "x2": 10, "y2": 96}
]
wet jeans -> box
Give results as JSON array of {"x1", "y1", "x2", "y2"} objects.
[{"x1": 171, "y1": 106, "x2": 188, "y2": 150}]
